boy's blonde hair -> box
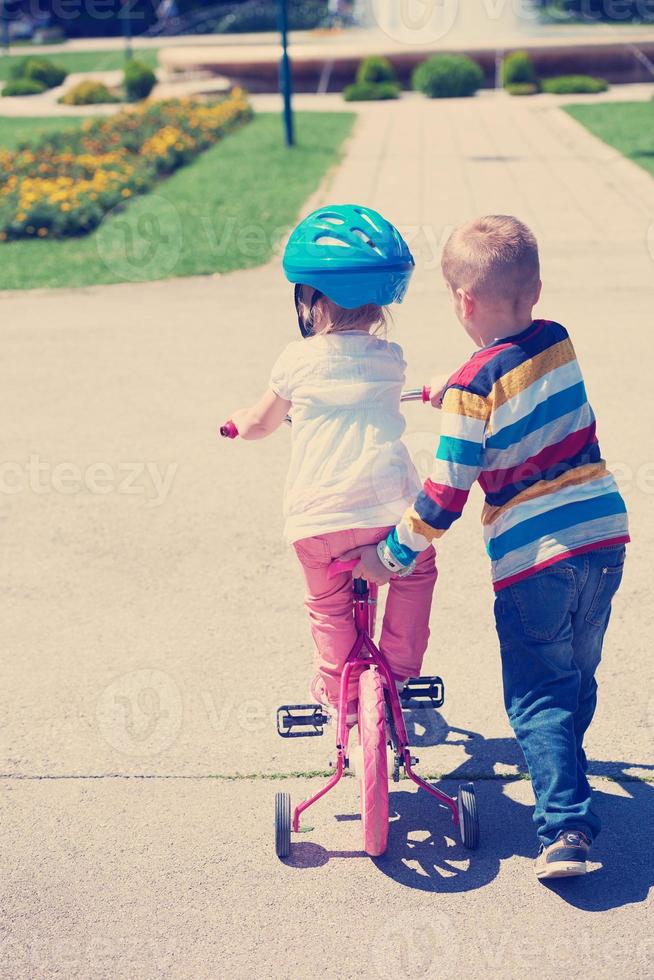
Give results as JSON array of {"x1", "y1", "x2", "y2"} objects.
[{"x1": 441, "y1": 215, "x2": 540, "y2": 306}]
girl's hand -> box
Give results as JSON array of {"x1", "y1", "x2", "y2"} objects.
[
  {"x1": 229, "y1": 390, "x2": 291, "y2": 440},
  {"x1": 337, "y1": 545, "x2": 393, "y2": 585}
]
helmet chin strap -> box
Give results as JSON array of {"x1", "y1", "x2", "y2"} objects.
[{"x1": 294, "y1": 285, "x2": 322, "y2": 337}]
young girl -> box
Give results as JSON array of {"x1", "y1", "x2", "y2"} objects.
[{"x1": 226, "y1": 204, "x2": 436, "y2": 723}]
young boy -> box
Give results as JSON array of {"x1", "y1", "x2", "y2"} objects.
[{"x1": 342, "y1": 214, "x2": 629, "y2": 879}]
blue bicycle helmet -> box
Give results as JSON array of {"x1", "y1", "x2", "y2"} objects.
[{"x1": 283, "y1": 204, "x2": 414, "y2": 310}]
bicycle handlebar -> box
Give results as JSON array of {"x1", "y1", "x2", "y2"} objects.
[
  {"x1": 219, "y1": 386, "x2": 433, "y2": 439},
  {"x1": 401, "y1": 386, "x2": 432, "y2": 404},
  {"x1": 219, "y1": 421, "x2": 239, "y2": 439}
]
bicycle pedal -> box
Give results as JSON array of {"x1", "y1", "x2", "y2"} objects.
[
  {"x1": 276, "y1": 703, "x2": 330, "y2": 738},
  {"x1": 400, "y1": 676, "x2": 445, "y2": 710}
]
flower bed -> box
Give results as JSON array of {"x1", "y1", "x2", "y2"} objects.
[{"x1": 0, "y1": 89, "x2": 252, "y2": 241}]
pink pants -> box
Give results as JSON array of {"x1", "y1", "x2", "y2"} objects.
[{"x1": 293, "y1": 526, "x2": 437, "y2": 708}]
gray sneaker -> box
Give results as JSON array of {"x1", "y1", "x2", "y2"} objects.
[{"x1": 535, "y1": 830, "x2": 591, "y2": 880}]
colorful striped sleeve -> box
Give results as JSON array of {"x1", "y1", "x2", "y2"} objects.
[{"x1": 386, "y1": 385, "x2": 490, "y2": 565}]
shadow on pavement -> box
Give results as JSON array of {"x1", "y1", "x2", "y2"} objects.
[
  {"x1": 375, "y1": 711, "x2": 654, "y2": 909},
  {"x1": 285, "y1": 710, "x2": 654, "y2": 910}
]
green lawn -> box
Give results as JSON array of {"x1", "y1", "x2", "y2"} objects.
[
  {"x1": 0, "y1": 111, "x2": 355, "y2": 290},
  {"x1": 0, "y1": 114, "x2": 93, "y2": 149},
  {"x1": 565, "y1": 101, "x2": 654, "y2": 180},
  {"x1": 0, "y1": 48, "x2": 159, "y2": 82}
]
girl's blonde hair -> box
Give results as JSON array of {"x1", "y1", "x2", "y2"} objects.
[{"x1": 300, "y1": 286, "x2": 388, "y2": 337}]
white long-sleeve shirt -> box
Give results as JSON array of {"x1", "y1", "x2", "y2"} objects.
[{"x1": 269, "y1": 331, "x2": 421, "y2": 543}]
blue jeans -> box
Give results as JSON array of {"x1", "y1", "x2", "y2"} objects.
[{"x1": 494, "y1": 544, "x2": 625, "y2": 846}]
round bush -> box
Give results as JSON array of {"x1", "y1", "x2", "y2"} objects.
[
  {"x1": 502, "y1": 51, "x2": 536, "y2": 87},
  {"x1": 124, "y1": 59, "x2": 157, "y2": 102},
  {"x1": 59, "y1": 80, "x2": 120, "y2": 106},
  {"x1": 2, "y1": 78, "x2": 47, "y2": 97},
  {"x1": 541, "y1": 75, "x2": 608, "y2": 94},
  {"x1": 505, "y1": 82, "x2": 539, "y2": 96},
  {"x1": 10, "y1": 57, "x2": 67, "y2": 90},
  {"x1": 343, "y1": 81, "x2": 400, "y2": 102},
  {"x1": 356, "y1": 56, "x2": 397, "y2": 86},
  {"x1": 412, "y1": 55, "x2": 484, "y2": 99}
]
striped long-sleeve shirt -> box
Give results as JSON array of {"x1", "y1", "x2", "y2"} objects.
[{"x1": 387, "y1": 319, "x2": 629, "y2": 591}]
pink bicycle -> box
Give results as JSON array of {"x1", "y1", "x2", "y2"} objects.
[{"x1": 220, "y1": 387, "x2": 480, "y2": 859}]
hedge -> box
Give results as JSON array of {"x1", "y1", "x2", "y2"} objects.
[
  {"x1": 59, "y1": 80, "x2": 120, "y2": 106},
  {"x1": 343, "y1": 81, "x2": 400, "y2": 101},
  {"x1": 2, "y1": 78, "x2": 47, "y2": 97},
  {"x1": 541, "y1": 75, "x2": 609, "y2": 94}
]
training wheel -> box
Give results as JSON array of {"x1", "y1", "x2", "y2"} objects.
[
  {"x1": 275, "y1": 791, "x2": 291, "y2": 858},
  {"x1": 457, "y1": 782, "x2": 479, "y2": 850}
]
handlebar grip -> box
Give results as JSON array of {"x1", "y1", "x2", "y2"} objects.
[
  {"x1": 220, "y1": 421, "x2": 239, "y2": 439},
  {"x1": 327, "y1": 558, "x2": 359, "y2": 579},
  {"x1": 422, "y1": 386, "x2": 431, "y2": 403}
]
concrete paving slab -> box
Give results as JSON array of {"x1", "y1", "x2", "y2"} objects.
[{"x1": 1, "y1": 777, "x2": 652, "y2": 978}]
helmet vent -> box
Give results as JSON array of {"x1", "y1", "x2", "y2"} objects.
[
  {"x1": 356, "y1": 210, "x2": 382, "y2": 234},
  {"x1": 320, "y1": 214, "x2": 345, "y2": 225},
  {"x1": 315, "y1": 235, "x2": 349, "y2": 248},
  {"x1": 352, "y1": 227, "x2": 383, "y2": 255}
]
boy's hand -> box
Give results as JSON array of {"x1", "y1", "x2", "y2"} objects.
[
  {"x1": 338, "y1": 545, "x2": 393, "y2": 585},
  {"x1": 429, "y1": 373, "x2": 450, "y2": 409}
]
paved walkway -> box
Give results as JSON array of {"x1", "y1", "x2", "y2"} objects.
[{"x1": 1, "y1": 96, "x2": 653, "y2": 977}]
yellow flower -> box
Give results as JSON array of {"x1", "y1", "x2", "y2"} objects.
[
  {"x1": 16, "y1": 212, "x2": 26, "y2": 222},
  {"x1": 121, "y1": 188, "x2": 132, "y2": 198}
]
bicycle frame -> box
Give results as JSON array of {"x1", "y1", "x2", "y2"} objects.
[
  {"x1": 291, "y1": 575, "x2": 460, "y2": 834},
  {"x1": 220, "y1": 385, "x2": 463, "y2": 838}
]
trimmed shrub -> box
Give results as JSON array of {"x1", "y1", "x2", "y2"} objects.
[
  {"x1": 356, "y1": 56, "x2": 397, "y2": 86},
  {"x1": 10, "y1": 57, "x2": 67, "y2": 90},
  {"x1": 412, "y1": 54, "x2": 484, "y2": 99},
  {"x1": 502, "y1": 51, "x2": 536, "y2": 87},
  {"x1": 506, "y1": 82, "x2": 539, "y2": 96},
  {"x1": 2, "y1": 78, "x2": 47, "y2": 97},
  {"x1": 343, "y1": 81, "x2": 400, "y2": 102},
  {"x1": 124, "y1": 59, "x2": 157, "y2": 102},
  {"x1": 541, "y1": 75, "x2": 608, "y2": 94},
  {"x1": 59, "y1": 80, "x2": 120, "y2": 106}
]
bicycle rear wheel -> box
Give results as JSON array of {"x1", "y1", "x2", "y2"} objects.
[{"x1": 358, "y1": 668, "x2": 389, "y2": 856}]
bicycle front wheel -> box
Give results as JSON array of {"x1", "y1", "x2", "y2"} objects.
[{"x1": 357, "y1": 668, "x2": 389, "y2": 856}]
